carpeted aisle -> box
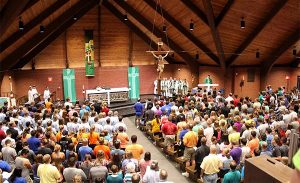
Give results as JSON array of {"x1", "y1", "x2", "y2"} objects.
[{"x1": 124, "y1": 117, "x2": 190, "y2": 183}]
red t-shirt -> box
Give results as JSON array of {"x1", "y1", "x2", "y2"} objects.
[{"x1": 162, "y1": 122, "x2": 177, "y2": 135}]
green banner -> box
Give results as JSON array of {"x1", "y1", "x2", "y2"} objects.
[
  {"x1": 128, "y1": 67, "x2": 140, "y2": 99},
  {"x1": 85, "y1": 30, "x2": 95, "y2": 76},
  {"x1": 63, "y1": 69, "x2": 77, "y2": 102}
]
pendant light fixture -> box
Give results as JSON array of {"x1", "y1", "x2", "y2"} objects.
[
  {"x1": 240, "y1": 17, "x2": 245, "y2": 29},
  {"x1": 40, "y1": 25, "x2": 45, "y2": 33},
  {"x1": 123, "y1": 14, "x2": 128, "y2": 21},
  {"x1": 189, "y1": 19, "x2": 194, "y2": 31},
  {"x1": 162, "y1": 24, "x2": 167, "y2": 32},
  {"x1": 19, "y1": 17, "x2": 24, "y2": 31},
  {"x1": 256, "y1": 49, "x2": 260, "y2": 58}
]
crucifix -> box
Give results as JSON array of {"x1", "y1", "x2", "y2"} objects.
[{"x1": 147, "y1": 38, "x2": 173, "y2": 95}]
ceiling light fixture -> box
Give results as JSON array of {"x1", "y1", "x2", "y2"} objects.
[
  {"x1": 293, "y1": 47, "x2": 297, "y2": 56},
  {"x1": 195, "y1": 52, "x2": 199, "y2": 60},
  {"x1": 162, "y1": 24, "x2": 167, "y2": 32},
  {"x1": 19, "y1": 17, "x2": 24, "y2": 31},
  {"x1": 240, "y1": 17, "x2": 245, "y2": 29},
  {"x1": 124, "y1": 14, "x2": 128, "y2": 21},
  {"x1": 40, "y1": 25, "x2": 45, "y2": 33},
  {"x1": 256, "y1": 49, "x2": 260, "y2": 58},
  {"x1": 189, "y1": 19, "x2": 194, "y2": 31}
]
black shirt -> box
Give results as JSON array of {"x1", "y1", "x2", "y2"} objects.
[
  {"x1": 6, "y1": 127, "x2": 19, "y2": 140},
  {"x1": 37, "y1": 147, "x2": 53, "y2": 156},
  {"x1": 195, "y1": 145, "x2": 210, "y2": 165}
]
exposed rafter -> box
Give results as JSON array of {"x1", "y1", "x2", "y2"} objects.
[
  {"x1": 20, "y1": 0, "x2": 39, "y2": 14},
  {"x1": 103, "y1": 0, "x2": 183, "y2": 65},
  {"x1": 260, "y1": 28, "x2": 300, "y2": 89},
  {"x1": 202, "y1": 0, "x2": 226, "y2": 71},
  {"x1": 0, "y1": 0, "x2": 30, "y2": 36},
  {"x1": 0, "y1": 0, "x2": 69, "y2": 53},
  {"x1": 227, "y1": 0, "x2": 289, "y2": 66},
  {"x1": 144, "y1": 0, "x2": 220, "y2": 65},
  {"x1": 215, "y1": 0, "x2": 234, "y2": 27},
  {"x1": 13, "y1": 0, "x2": 100, "y2": 69},
  {"x1": 0, "y1": 0, "x2": 100, "y2": 72},
  {"x1": 290, "y1": 51, "x2": 300, "y2": 67},
  {"x1": 180, "y1": 0, "x2": 208, "y2": 25},
  {"x1": 262, "y1": 29, "x2": 300, "y2": 73},
  {"x1": 113, "y1": 0, "x2": 197, "y2": 69}
]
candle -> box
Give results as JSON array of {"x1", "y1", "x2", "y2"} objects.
[
  {"x1": 242, "y1": 75, "x2": 245, "y2": 81},
  {"x1": 83, "y1": 85, "x2": 85, "y2": 90}
]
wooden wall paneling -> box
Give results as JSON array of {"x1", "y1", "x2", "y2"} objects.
[
  {"x1": 0, "y1": 0, "x2": 30, "y2": 36},
  {"x1": 128, "y1": 30, "x2": 133, "y2": 67},
  {"x1": 226, "y1": 0, "x2": 288, "y2": 66},
  {"x1": 0, "y1": 0, "x2": 69, "y2": 53}
]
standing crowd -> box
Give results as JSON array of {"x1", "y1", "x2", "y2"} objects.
[
  {"x1": 134, "y1": 85, "x2": 300, "y2": 183},
  {"x1": 0, "y1": 84, "x2": 299, "y2": 183},
  {"x1": 0, "y1": 98, "x2": 172, "y2": 183}
]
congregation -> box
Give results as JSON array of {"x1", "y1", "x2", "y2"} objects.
[{"x1": 0, "y1": 84, "x2": 299, "y2": 183}]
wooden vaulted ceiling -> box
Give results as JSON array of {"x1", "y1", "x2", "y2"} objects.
[{"x1": 0, "y1": 0, "x2": 299, "y2": 72}]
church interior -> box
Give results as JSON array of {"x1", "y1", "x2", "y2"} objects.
[{"x1": 0, "y1": 0, "x2": 300, "y2": 183}]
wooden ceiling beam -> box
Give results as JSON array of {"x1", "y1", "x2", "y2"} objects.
[
  {"x1": 0, "y1": 0, "x2": 99, "y2": 72},
  {"x1": 113, "y1": 0, "x2": 197, "y2": 69},
  {"x1": 215, "y1": 0, "x2": 234, "y2": 27},
  {"x1": 102, "y1": 0, "x2": 182, "y2": 65},
  {"x1": 0, "y1": 0, "x2": 30, "y2": 36},
  {"x1": 290, "y1": 51, "x2": 300, "y2": 67},
  {"x1": 180, "y1": 0, "x2": 208, "y2": 25},
  {"x1": 144, "y1": 0, "x2": 220, "y2": 65},
  {"x1": 20, "y1": 0, "x2": 39, "y2": 14},
  {"x1": 262, "y1": 28, "x2": 300, "y2": 73},
  {"x1": 227, "y1": 0, "x2": 288, "y2": 66},
  {"x1": 0, "y1": 0, "x2": 69, "y2": 53},
  {"x1": 13, "y1": 0, "x2": 100, "y2": 69},
  {"x1": 202, "y1": 0, "x2": 226, "y2": 71}
]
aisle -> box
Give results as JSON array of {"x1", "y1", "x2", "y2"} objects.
[{"x1": 123, "y1": 117, "x2": 190, "y2": 183}]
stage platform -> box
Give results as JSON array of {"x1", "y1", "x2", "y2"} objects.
[{"x1": 108, "y1": 94, "x2": 154, "y2": 117}]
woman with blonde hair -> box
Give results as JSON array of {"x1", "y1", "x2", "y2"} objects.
[
  {"x1": 93, "y1": 150, "x2": 109, "y2": 167},
  {"x1": 51, "y1": 144, "x2": 65, "y2": 173}
]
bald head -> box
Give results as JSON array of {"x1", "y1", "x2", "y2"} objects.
[
  {"x1": 43, "y1": 154, "x2": 51, "y2": 164},
  {"x1": 160, "y1": 169, "x2": 168, "y2": 181},
  {"x1": 210, "y1": 145, "x2": 217, "y2": 154}
]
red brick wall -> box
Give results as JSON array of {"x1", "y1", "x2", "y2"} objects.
[{"x1": 1, "y1": 66, "x2": 299, "y2": 101}]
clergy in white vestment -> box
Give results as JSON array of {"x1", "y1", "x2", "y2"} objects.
[
  {"x1": 28, "y1": 86, "x2": 34, "y2": 103},
  {"x1": 31, "y1": 85, "x2": 39, "y2": 102},
  {"x1": 43, "y1": 86, "x2": 51, "y2": 102}
]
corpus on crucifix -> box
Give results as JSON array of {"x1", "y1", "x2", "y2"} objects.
[{"x1": 147, "y1": 38, "x2": 173, "y2": 95}]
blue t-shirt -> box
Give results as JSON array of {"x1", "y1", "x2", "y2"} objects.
[
  {"x1": 223, "y1": 170, "x2": 241, "y2": 183},
  {"x1": 27, "y1": 137, "x2": 41, "y2": 153},
  {"x1": 134, "y1": 102, "x2": 143, "y2": 116},
  {"x1": 0, "y1": 160, "x2": 11, "y2": 172},
  {"x1": 13, "y1": 177, "x2": 27, "y2": 183},
  {"x1": 266, "y1": 134, "x2": 273, "y2": 152},
  {"x1": 107, "y1": 173, "x2": 123, "y2": 183},
  {"x1": 179, "y1": 129, "x2": 188, "y2": 141},
  {"x1": 78, "y1": 146, "x2": 93, "y2": 161}
]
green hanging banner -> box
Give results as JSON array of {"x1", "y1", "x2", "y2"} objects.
[
  {"x1": 128, "y1": 67, "x2": 140, "y2": 99},
  {"x1": 63, "y1": 69, "x2": 77, "y2": 102},
  {"x1": 85, "y1": 30, "x2": 95, "y2": 76}
]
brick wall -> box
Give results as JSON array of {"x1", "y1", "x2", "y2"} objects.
[{"x1": 2, "y1": 66, "x2": 298, "y2": 101}]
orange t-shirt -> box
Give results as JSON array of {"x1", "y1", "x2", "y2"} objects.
[
  {"x1": 94, "y1": 145, "x2": 110, "y2": 160},
  {"x1": 125, "y1": 143, "x2": 144, "y2": 160},
  {"x1": 89, "y1": 132, "x2": 99, "y2": 145},
  {"x1": 56, "y1": 132, "x2": 62, "y2": 142},
  {"x1": 117, "y1": 132, "x2": 129, "y2": 149},
  {"x1": 248, "y1": 138, "x2": 259, "y2": 156}
]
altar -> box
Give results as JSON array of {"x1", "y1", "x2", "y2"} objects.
[
  {"x1": 198, "y1": 83, "x2": 219, "y2": 91},
  {"x1": 85, "y1": 87, "x2": 129, "y2": 105}
]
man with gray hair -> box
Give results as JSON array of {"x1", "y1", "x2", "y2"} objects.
[
  {"x1": 200, "y1": 145, "x2": 223, "y2": 183},
  {"x1": 143, "y1": 160, "x2": 160, "y2": 183},
  {"x1": 158, "y1": 169, "x2": 174, "y2": 183}
]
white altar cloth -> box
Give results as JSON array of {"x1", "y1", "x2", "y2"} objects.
[{"x1": 86, "y1": 87, "x2": 129, "y2": 105}]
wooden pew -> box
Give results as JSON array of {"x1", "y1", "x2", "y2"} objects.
[
  {"x1": 185, "y1": 165, "x2": 197, "y2": 181},
  {"x1": 175, "y1": 156, "x2": 187, "y2": 171}
]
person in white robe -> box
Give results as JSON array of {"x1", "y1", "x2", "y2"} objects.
[
  {"x1": 43, "y1": 86, "x2": 51, "y2": 102},
  {"x1": 28, "y1": 86, "x2": 34, "y2": 103},
  {"x1": 31, "y1": 85, "x2": 39, "y2": 102}
]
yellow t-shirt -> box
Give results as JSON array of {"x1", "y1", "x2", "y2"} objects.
[
  {"x1": 201, "y1": 154, "x2": 223, "y2": 174},
  {"x1": 151, "y1": 119, "x2": 161, "y2": 133},
  {"x1": 37, "y1": 163, "x2": 61, "y2": 183},
  {"x1": 126, "y1": 143, "x2": 144, "y2": 160},
  {"x1": 183, "y1": 131, "x2": 198, "y2": 148}
]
